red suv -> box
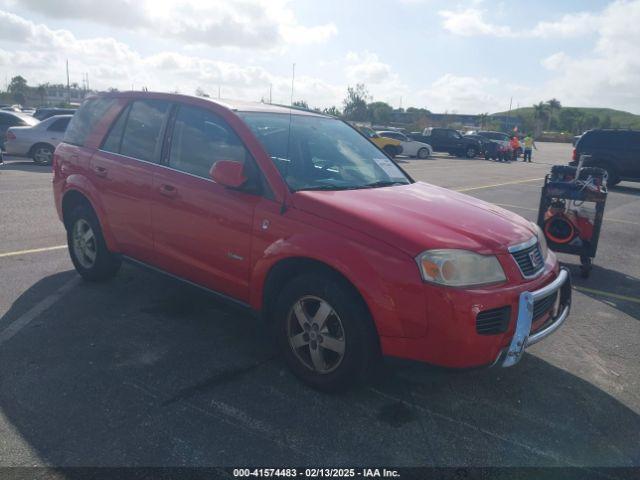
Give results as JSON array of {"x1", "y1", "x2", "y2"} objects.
[{"x1": 53, "y1": 92, "x2": 571, "y2": 391}]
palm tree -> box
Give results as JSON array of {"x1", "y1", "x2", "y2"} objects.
[
  {"x1": 478, "y1": 112, "x2": 489, "y2": 129},
  {"x1": 533, "y1": 102, "x2": 550, "y2": 136},
  {"x1": 545, "y1": 98, "x2": 561, "y2": 131}
]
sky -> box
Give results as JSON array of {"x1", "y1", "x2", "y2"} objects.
[{"x1": 0, "y1": 0, "x2": 639, "y2": 114}]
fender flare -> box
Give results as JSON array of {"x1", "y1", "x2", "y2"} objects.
[{"x1": 61, "y1": 175, "x2": 120, "y2": 252}]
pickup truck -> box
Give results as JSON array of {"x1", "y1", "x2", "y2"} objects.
[{"x1": 411, "y1": 128, "x2": 481, "y2": 158}]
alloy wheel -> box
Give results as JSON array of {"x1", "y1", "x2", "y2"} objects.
[
  {"x1": 287, "y1": 296, "x2": 346, "y2": 374},
  {"x1": 72, "y1": 219, "x2": 97, "y2": 269}
]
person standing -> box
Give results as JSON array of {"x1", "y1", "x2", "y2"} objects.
[
  {"x1": 523, "y1": 134, "x2": 537, "y2": 162},
  {"x1": 509, "y1": 135, "x2": 521, "y2": 162}
]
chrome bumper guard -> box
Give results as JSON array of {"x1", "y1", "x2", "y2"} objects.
[{"x1": 501, "y1": 267, "x2": 572, "y2": 367}]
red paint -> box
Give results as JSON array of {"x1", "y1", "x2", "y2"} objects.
[{"x1": 53, "y1": 92, "x2": 565, "y2": 369}]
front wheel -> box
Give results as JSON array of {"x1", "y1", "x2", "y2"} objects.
[
  {"x1": 67, "y1": 204, "x2": 121, "y2": 281},
  {"x1": 32, "y1": 144, "x2": 54, "y2": 165},
  {"x1": 465, "y1": 146, "x2": 477, "y2": 158},
  {"x1": 417, "y1": 147, "x2": 429, "y2": 159},
  {"x1": 273, "y1": 273, "x2": 379, "y2": 392}
]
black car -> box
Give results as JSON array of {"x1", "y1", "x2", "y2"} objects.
[
  {"x1": 411, "y1": 128, "x2": 481, "y2": 158},
  {"x1": 571, "y1": 129, "x2": 640, "y2": 185},
  {"x1": 33, "y1": 108, "x2": 77, "y2": 121}
]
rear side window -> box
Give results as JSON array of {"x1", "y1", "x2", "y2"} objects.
[
  {"x1": 119, "y1": 100, "x2": 171, "y2": 162},
  {"x1": 101, "y1": 104, "x2": 131, "y2": 154},
  {"x1": 168, "y1": 105, "x2": 249, "y2": 178},
  {"x1": 580, "y1": 132, "x2": 619, "y2": 149},
  {"x1": 64, "y1": 97, "x2": 117, "y2": 146},
  {"x1": 48, "y1": 117, "x2": 70, "y2": 132}
]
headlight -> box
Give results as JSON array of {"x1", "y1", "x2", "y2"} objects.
[
  {"x1": 532, "y1": 222, "x2": 548, "y2": 259},
  {"x1": 416, "y1": 249, "x2": 506, "y2": 287}
]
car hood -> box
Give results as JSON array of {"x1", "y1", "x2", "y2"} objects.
[{"x1": 292, "y1": 182, "x2": 536, "y2": 257}]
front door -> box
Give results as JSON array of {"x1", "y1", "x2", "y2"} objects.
[{"x1": 150, "y1": 103, "x2": 260, "y2": 302}]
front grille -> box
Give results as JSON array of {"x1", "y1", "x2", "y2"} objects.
[
  {"x1": 476, "y1": 306, "x2": 511, "y2": 335},
  {"x1": 511, "y1": 242, "x2": 544, "y2": 278},
  {"x1": 533, "y1": 291, "x2": 558, "y2": 322}
]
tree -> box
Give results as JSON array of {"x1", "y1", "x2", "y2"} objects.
[
  {"x1": 533, "y1": 102, "x2": 550, "y2": 136},
  {"x1": 367, "y1": 101, "x2": 393, "y2": 124},
  {"x1": 8, "y1": 75, "x2": 27, "y2": 94},
  {"x1": 342, "y1": 84, "x2": 371, "y2": 121},
  {"x1": 478, "y1": 112, "x2": 489, "y2": 129},
  {"x1": 36, "y1": 84, "x2": 46, "y2": 105},
  {"x1": 323, "y1": 106, "x2": 341, "y2": 117},
  {"x1": 195, "y1": 87, "x2": 210, "y2": 98},
  {"x1": 601, "y1": 115, "x2": 612, "y2": 129},
  {"x1": 545, "y1": 98, "x2": 562, "y2": 131},
  {"x1": 292, "y1": 100, "x2": 309, "y2": 109}
]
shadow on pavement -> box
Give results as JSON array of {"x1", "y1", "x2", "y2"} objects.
[
  {"x1": 610, "y1": 183, "x2": 640, "y2": 197},
  {"x1": 0, "y1": 159, "x2": 51, "y2": 173},
  {"x1": 564, "y1": 263, "x2": 640, "y2": 322},
  {"x1": 0, "y1": 266, "x2": 638, "y2": 468}
]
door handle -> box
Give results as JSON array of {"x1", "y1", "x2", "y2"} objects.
[
  {"x1": 93, "y1": 165, "x2": 108, "y2": 178},
  {"x1": 159, "y1": 183, "x2": 177, "y2": 198}
]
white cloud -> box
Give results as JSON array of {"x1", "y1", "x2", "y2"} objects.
[
  {"x1": 416, "y1": 74, "x2": 503, "y2": 113},
  {"x1": 345, "y1": 51, "x2": 392, "y2": 84},
  {"x1": 439, "y1": 6, "x2": 600, "y2": 39},
  {"x1": 0, "y1": 9, "x2": 343, "y2": 107},
  {"x1": 5, "y1": 0, "x2": 337, "y2": 49}
]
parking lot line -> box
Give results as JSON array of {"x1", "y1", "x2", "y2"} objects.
[
  {"x1": 0, "y1": 276, "x2": 80, "y2": 346},
  {"x1": 574, "y1": 286, "x2": 640, "y2": 304},
  {"x1": 0, "y1": 245, "x2": 67, "y2": 258},
  {"x1": 454, "y1": 178, "x2": 544, "y2": 192}
]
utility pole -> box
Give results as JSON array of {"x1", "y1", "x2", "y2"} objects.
[
  {"x1": 269, "y1": 83, "x2": 272, "y2": 104},
  {"x1": 66, "y1": 59, "x2": 71, "y2": 104},
  {"x1": 290, "y1": 63, "x2": 296, "y2": 106},
  {"x1": 218, "y1": 84, "x2": 221, "y2": 99},
  {"x1": 506, "y1": 96, "x2": 513, "y2": 131}
]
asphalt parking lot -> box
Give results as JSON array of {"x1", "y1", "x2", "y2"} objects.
[{"x1": 0, "y1": 142, "x2": 639, "y2": 468}]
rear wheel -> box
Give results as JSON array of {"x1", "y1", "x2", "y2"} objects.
[
  {"x1": 32, "y1": 144, "x2": 54, "y2": 165},
  {"x1": 417, "y1": 147, "x2": 429, "y2": 159},
  {"x1": 383, "y1": 145, "x2": 397, "y2": 158},
  {"x1": 67, "y1": 204, "x2": 121, "y2": 281},
  {"x1": 597, "y1": 164, "x2": 620, "y2": 186},
  {"x1": 273, "y1": 273, "x2": 379, "y2": 392}
]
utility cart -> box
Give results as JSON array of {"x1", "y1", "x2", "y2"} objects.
[{"x1": 536, "y1": 160, "x2": 608, "y2": 278}]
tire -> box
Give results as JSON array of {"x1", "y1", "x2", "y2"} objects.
[
  {"x1": 383, "y1": 145, "x2": 397, "y2": 158},
  {"x1": 66, "y1": 204, "x2": 121, "y2": 281},
  {"x1": 465, "y1": 146, "x2": 477, "y2": 159},
  {"x1": 31, "y1": 143, "x2": 54, "y2": 165},
  {"x1": 596, "y1": 164, "x2": 620, "y2": 186},
  {"x1": 417, "y1": 147, "x2": 429, "y2": 159},
  {"x1": 273, "y1": 272, "x2": 380, "y2": 392}
]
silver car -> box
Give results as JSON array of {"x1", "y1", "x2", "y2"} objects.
[{"x1": 5, "y1": 115, "x2": 72, "y2": 165}]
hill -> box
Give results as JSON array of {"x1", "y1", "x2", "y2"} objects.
[{"x1": 491, "y1": 106, "x2": 640, "y2": 134}]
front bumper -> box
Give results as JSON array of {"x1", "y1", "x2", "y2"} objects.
[{"x1": 500, "y1": 267, "x2": 572, "y2": 367}]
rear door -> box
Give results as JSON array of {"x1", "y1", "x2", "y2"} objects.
[
  {"x1": 624, "y1": 132, "x2": 640, "y2": 179},
  {"x1": 46, "y1": 117, "x2": 71, "y2": 147},
  {"x1": 150, "y1": 103, "x2": 260, "y2": 302},
  {"x1": 92, "y1": 99, "x2": 172, "y2": 264}
]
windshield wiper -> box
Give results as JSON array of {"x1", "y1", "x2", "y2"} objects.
[
  {"x1": 358, "y1": 180, "x2": 409, "y2": 189},
  {"x1": 296, "y1": 185, "x2": 358, "y2": 191}
]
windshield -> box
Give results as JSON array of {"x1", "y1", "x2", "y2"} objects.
[{"x1": 239, "y1": 113, "x2": 411, "y2": 191}]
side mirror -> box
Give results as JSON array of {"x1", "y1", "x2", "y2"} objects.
[{"x1": 210, "y1": 160, "x2": 247, "y2": 188}]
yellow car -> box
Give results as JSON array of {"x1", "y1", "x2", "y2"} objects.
[{"x1": 357, "y1": 125, "x2": 403, "y2": 157}]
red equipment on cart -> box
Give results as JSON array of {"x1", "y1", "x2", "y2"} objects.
[{"x1": 536, "y1": 157, "x2": 608, "y2": 278}]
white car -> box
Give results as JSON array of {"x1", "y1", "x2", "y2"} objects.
[
  {"x1": 5, "y1": 115, "x2": 72, "y2": 165},
  {"x1": 377, "y1": 130, "x2": 433, "y2": 158}
]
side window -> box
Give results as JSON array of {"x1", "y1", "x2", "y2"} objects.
[
  {"x1": 64, "y1": 97, "x2": 117, "y2": 146},
  {"x1": 168, "y1": 105, "x2": 249, "y2": 179},
  {"x1": 48, "y1": 117, "x2": 70, "y2": 132},
  {"x1": 101, "y1": 104, "x2": 130, "y2": 154},
  {"x1": 120, "y1": 100, "x2": 171, "y2": 162}
]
